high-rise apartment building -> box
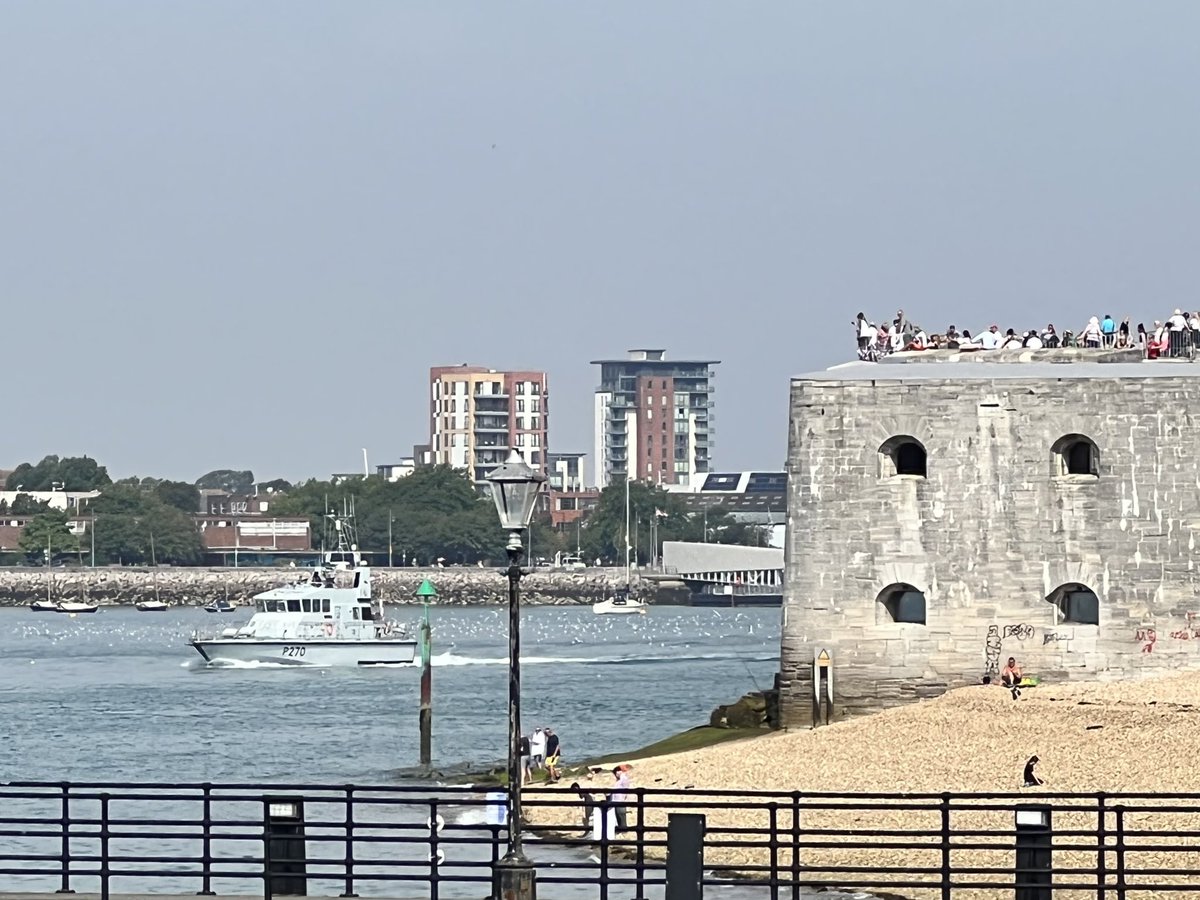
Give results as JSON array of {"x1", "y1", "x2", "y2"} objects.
[
  {"x1": 428, "y1": 365, "x2": 548, "y2": 483},
  {"x1": 592, "y1": 349, "x2": 718, "y2": 488}
]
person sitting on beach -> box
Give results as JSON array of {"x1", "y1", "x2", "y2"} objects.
[{"x1": 1001, "y1": 657, "x2": 1023, "y2": 699}]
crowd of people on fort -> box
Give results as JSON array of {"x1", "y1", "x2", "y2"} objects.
[{"x1": 854, "y1": 308, "x2": 1200, "y2": 361}]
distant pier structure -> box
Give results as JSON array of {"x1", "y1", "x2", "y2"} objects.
[{"x1": 779, "y1": 348, "x2": 1200, "y2": 727}]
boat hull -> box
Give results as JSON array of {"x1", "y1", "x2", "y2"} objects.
[
  {"x1": 592, "y1": 602, "x2": 647, "y2": 615},
  {"x1": 191, "y1": 638, "x2": 418, "y2": 667}
]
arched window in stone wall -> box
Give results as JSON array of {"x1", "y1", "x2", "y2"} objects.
[
  {"x1": 1046, "y1": 583, "x2": 1100, "y2": 625},
  {"x1": 876, "y1": 583, "x2": 927, "y2": 625},
  {"x1": 1052, "y1": 434, "x2": 1099, "y2": 478},
  {"x1": 879, "y1": 436, "x2": 927, "y2": 478}
]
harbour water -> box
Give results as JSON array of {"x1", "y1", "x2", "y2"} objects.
[
  {"x1": 2, "y1": 604, "x2": 780, "y2": 783},
  {"x1": 0, "y1": 604, "x2": 815, "y2": 898}
]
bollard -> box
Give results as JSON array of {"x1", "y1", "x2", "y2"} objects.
[
  {"x1": 665, "y1": 813, "x2": 706, "y2": 900},
  {"x1": 264, "y1": 796, "x2": 307, "y2": 898},
  {"x1": 1014, "y1": 805, "x2": 1052, "y2": 900}
]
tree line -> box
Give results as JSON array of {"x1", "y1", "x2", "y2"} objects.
[{"x1": 5, "y1": 455, "x2": 769, "y2": 566}]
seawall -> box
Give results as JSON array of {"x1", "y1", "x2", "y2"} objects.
[{"x1": 0, "y1": 567, "x2": 655, "y2": 607}]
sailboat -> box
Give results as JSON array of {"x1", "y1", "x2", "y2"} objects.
[
  {"x1": 137, "y1": 533, "x2": 168, "y2": 611},
  {"x1": 593, "y1": 477, "x2": 647, "y2": 615},
  {"x1": 205, "y1": 582, "x2": 236, "y2": 613}
]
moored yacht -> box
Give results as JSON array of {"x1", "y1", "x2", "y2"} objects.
[
  {"x1": 30, "y1": 600, "x2": 58, "y2": 612},
  {"x1": 57, "y1": 601, "x2": 98, "y2": 614},
  {"x1": 592, "y1": 588, "x2": 647, "y2": 615},
  {"x1": 190, "y1": 519, "x2": 416, "y2": 667}
]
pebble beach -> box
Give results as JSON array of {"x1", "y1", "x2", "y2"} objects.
[{"x1": 532, "y1": 670, "x2": 1200, "y2": 899}]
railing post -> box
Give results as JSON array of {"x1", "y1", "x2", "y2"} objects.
[
  {"x1": 428, "y1": 799, "x2": 441, "y2": 900},
  {"x1": 262, "y1": 799, "x2": 273, "y2": 900},
  {"x1": 99, "y1": 793, "x2": 110, "y2": 900},
  {"x1": 940, "y1": 793, "x2": 951, "y2": 900},
  {"x1": 56, "y1": 782, "x2": 74, "y2": 894},
  {"x1": 1096, "y1": 792, "x2": 1107, "y2": 900},
  {"x1": 339, "y1": 786, "x2": 357, "y2": 898},
  {"x1": 1114, "y1": 805, "x2": 1126, "y2": 900},
  {"x1": 598, "y1": 798, "x2": 611, "y2": 900},
  {"x1": 198, "y1": 783, "x2": 215, "y2": 896},
  {"x1": 769, "y1": 802, "x2": 780, "y2": 900},
  {"x1": 790, "y1": 792, "x2": 801, "y2": 900},
  {"x1": 632, "y1": 788, "x2": 648, "y2": 900}
]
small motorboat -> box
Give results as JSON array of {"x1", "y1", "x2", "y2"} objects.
[
  {"x1": 137, "y1": 600, "x2": 169, "y2": 612},
  {"x1": 204, "y1": 599, "x2": 236, "y2": 614},
  {"x1": 592, "y1": 589, "x2": 647, "y2": 616},
  {"x1": 56, "y1": 601, "x2": 99, "y2": 614},
  {"x1": 30, "y1": 600, "x2": 59, "y2": 612}
]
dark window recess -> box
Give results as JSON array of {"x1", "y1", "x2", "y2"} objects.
[
  {"x1": 877, "y1": 584, "x2": 926, "y2": 625},
  {"x1": 1067, "y1": 443, "x2": 1093, "y2": 475},
  {"x1": 1047, "y1": 583, "x2": 1099, "y2": 625},
  {"x1": 880, "y1": 437, "x2": 928, "y2": 478}
]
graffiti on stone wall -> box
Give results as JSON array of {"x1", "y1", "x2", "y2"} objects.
[
  {"x1": 1002, "y1": 623, "x2": 1035, "y2": 642},
  {"x1": 984, "y1": 625, "x2": 1002, "y2": 678},
  {"x1": 1135, "y1": 627, "x2": 1157, "y2": 652},
  {"x1": 1042, "y1": 630, "x2": 1073, "y2": 646}
]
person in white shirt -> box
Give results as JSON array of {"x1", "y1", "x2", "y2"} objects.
[
  {"x1": 1024, "y1": 331, "x2": 1043, "y2": 349},
  {"x1": 977, "y1": 324, "x2": 1000, "y2": 350},
  {"x1": 1000, "y1": 329, "x2": 1023, "y2": 350},
  {"x1": 530, "y1": 728, "x2": 546, "y2": 771},
  {"x1": 1168, "y1": 309, "x2": 1188, "y2": 331}
]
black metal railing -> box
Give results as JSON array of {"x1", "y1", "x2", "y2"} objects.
[{"x1": 3, "y1": 782, "x2": 1200, "y2": 897}]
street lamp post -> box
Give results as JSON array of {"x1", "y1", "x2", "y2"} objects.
[{"x1": 485, "y1": 450, "x2": 546, "y2": 900}]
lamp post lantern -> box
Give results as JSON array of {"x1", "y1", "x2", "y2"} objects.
[{"x1": 485, "y1": 450, "x2": 546, "y2": 900}]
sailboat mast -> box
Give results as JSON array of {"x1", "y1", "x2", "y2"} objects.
[
  {"x1": 624, "y1": 476, "x2": 631, "y2": 586},
  {"x1": 46, "y1": 534, "x2": 52, "y2": 603}
]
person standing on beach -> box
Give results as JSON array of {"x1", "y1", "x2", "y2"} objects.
[
  {"x1": 518, "y1": 733, "x2": 531, "y2": 785},
  {"x1": 611, "y1": 764, "x2": 632, "y2": 833},
  {"x1": 544, "y1": 728, "x2": 561, "y2": 783},
  {"x1": 530, "y1": 727, "x2": 546, "y2": 773}
]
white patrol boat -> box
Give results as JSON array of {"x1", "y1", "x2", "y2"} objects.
[{"x1": 190, "y1": 526, "x2": 417, "y2": 667}]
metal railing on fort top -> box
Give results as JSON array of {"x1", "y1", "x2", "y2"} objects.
[{"x1": 1, "y1": 781, "x2": 1200, "y2": 898}]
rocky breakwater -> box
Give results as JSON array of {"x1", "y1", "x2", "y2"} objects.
[{"x1": 0, "y1": 567, "x2": 652, "y2": 608}]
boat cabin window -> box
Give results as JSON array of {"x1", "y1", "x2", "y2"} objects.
[
  {"x1": 352, "y1": 607, "x2": 360, "y2": 620},
  {"x1": 354, "y1": 573, "x2": 361, "y2": 588},
  {"x1": 322, "y1": 598, "x2": 330, "y2": 612},
  {"x1": 360, "y1": 604, "x2": 375, "y2": 621},
  {"x1": 287, "y1": 599, "x2": 301, "y2": 612}
]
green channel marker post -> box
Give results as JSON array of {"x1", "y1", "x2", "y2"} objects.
[{"x1": 415, "y1": 579, "x2": 437, "y2": 768}]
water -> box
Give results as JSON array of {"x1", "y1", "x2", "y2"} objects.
[
  {"x1": 0, "y1": 605, "x2": 803, "y2": 898},
  {"x1": 1, "y1": 605, "x2": 779, "y2": 783}
]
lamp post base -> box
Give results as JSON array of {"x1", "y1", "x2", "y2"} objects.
[{"x1": 492, "y1": 850, "x2": 536, "y2": 900}]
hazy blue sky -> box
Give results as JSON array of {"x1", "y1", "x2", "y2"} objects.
[{"x1": 3, "y1": 3, "x2": 1198, "y2": 483}]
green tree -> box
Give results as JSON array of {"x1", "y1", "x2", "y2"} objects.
[
  {"x1": 90, "y1": 484, "x2": 203, "y2": 565},
  {"x1": 195, "y1": 469, "x2": 254, "y2": 492},
  {"x1": 153, "y1": 480, "x2": 201, "y2": 513},
  {"x1": 6, "y1": 455, "x2": 111, "y2": 491},
  {"x1": 271, "y1": 465, "x2": 513, "y2": 565},
  {"x1": 577, "y1": 478, "x2": 768, "y2": 564},
  {"x1": 18, "y1": 510, "x2": 75, "y2": 561}
]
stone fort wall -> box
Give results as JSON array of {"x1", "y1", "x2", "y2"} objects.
[{"x1": 779, "y1": 358, "x2": 1200, "y2": 728}]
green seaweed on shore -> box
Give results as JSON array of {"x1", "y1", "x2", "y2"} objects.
[{"x1": 465, "y1": 725, "x2": 768, "y2": 787}]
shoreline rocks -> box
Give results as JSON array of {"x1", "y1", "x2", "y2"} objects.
[{"x1": 0, "y1": 566, "x2": 655, "y2": 608}]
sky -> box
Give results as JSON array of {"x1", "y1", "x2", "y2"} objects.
[{"x1": 3, "y1": 2, "x2": 1199, "y2": 483}]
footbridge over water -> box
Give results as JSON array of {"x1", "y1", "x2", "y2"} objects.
[{"x1": 655, "y1": 541, "x2": 784, "y2": 606}]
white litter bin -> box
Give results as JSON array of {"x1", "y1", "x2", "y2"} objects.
[
  {"x1": 591, "y1": 807, "x2": 617, "y2": 841},
  {"x1": 485, "y1": 791, "x2": 508, "y2": 826}
]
